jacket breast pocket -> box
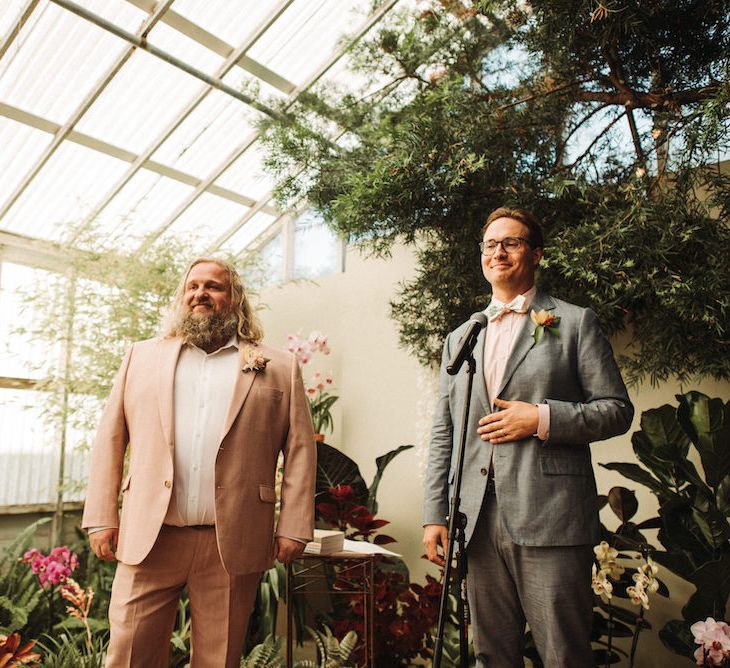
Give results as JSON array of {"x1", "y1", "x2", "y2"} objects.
[
  {"x1": 257, "y1": 387, "x2": 283, "y2": 401},
  {"x1": 540, "y1": 456, "x2": 591, "y2": 476},
  {"x1": 259, "y1": 484, "x2": 277, "y2": 503}
]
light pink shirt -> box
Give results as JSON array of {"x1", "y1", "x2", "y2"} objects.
[{"x1": 483, "y1": 286, "x2": 550, "y2": 439}]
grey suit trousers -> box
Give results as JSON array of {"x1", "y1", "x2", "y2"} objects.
[{"x1": 466, "y1": 489, "x2": 595, "y2": 668}]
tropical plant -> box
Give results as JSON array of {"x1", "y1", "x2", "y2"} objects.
[
  {"x1": 297, "y1": 626, "x2": 358, "y2": 668},
  {"x1": 244, "y1": 562, "x2": 287, "y2": 655},
  {"x1": 36, "y1": 632, "x2": 107, "y2": 668},
  {"x1": 259, "y1": 0, "x2": 730, "y2": 385},
  {"x1": 601, "y1": 391, "x2": 730, "y2": 661},
  {"x1": 241, "y1": 634, "x2": 284, "y2": 667},
  {"x1": 169, "y1": 596, "x2": 191, "y2": 668},
  {"x1": 315, "y1": 442, "x2": 413, "y2": 516},
  {"x1": 0, "y1": 519, "x2": 52, "y2": 638},
  {"x1": 0, "y1": 632, "x2": 40, "y2": 666}
]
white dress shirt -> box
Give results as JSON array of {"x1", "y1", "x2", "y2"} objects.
[{"x1": 164, "y1": 336, "x2": 239, "y2": 526}]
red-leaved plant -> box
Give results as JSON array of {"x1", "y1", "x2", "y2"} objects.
[{"x1": 316, "y1": 484, "x2": 442, "y2": 664}]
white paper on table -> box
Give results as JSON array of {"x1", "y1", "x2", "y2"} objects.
[{"x1": 341, "y1": 539, "x2": 401, "y2": 558}]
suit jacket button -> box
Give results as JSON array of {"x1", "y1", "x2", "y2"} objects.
[
  {"x1": 164, "y1": 480, "x2": 172, "y2": 488},
  {"x1": 480, "y1": 467, "x2": 488, "y2": 476}
]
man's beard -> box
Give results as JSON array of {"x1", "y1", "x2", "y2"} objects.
[{"x1": 178, "y1": 309, "x2": 238, "y2": 350}]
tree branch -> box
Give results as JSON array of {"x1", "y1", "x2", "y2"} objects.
[
  {"x1": 557, "y1": 110, "x2": 627, "y2": 172},
  {"x1": 573, "y1": 84, "x2": 720, "y2": 110}
]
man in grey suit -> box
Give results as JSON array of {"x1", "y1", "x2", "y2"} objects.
[{"x1": 422, "y1": 207, "x2": 634, "y2": 667}]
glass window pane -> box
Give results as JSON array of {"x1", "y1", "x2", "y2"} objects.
[
  {"x1": 243, "y1": 229, "x2": 283, "y2": 289},
  {"x1": 0, "y1": 262, "x2": 63, "y2": 380},
  {"x1": 0, "y1": 388, "x2": 57, "y2": 505},
  {"x1": 292, "y1": 211, "x2": 341, "y2": 280}
]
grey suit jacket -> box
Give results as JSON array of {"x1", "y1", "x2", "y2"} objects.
[{"x1": 422, "y1": 291, "x2": 633, "y2": 547}]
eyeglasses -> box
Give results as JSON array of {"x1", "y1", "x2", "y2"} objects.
[{"x1": 478, "y1": 236, "x2": 533, "y2": 256}]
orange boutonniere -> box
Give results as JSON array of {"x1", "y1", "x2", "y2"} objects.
[
  {"x1": 530, "y1": 309, "x2": 560, "y2": 344},
  {"x1": 242, "y1": 346, "x2": 270, "y2": 372}
]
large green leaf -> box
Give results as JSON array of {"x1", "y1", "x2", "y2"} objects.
[
  {"x1": 680, "y1": 552, "x2": 730, "y2": 622},
  {"x1": 716, "y1": 473, "x2": 730, "y2": 516},
  {"x1": 367, "y1": 444, "x2": 413, "y2": 514},
  {"x1": 650, "y1": 550, "x2": 696, "y2": 582},
  {"x1": 315, "y1": 441, "x2": 368, "y2": 505},
  {"x1": 677, "y1": 392, "x2": 730, "y2": 488},
  {"x1": 632, "y1": 431, "x2": 677, "y2": 489},
  {"x1": 658, "y1": 500, "x2": 715, "y2": 561},
  {"x1": 659, "y1": 620, "x2": 696, "y2": 660},
  {"x1": 690, "y1": 506, "x2": 730, "y2": 552},
  {"x1": 640, "y1": 404, "x2": 691, "y2": 463},
  {"x1": 607, "y1": 486, "x2": 638, "y2": 522},
  {"x1": 599, "y1": 463, "x2": 665, "y2": 495}
]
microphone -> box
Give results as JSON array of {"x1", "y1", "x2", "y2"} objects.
[{"x1": 446, "y1": 312, "x2": 488, "y2": 375}]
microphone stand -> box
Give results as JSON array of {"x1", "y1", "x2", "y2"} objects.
[{"x1": 433, "y1": 353, "x2": 476, "y2": 668}]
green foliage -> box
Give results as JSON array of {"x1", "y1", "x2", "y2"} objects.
[
  {"x1": 0, "y1": 519, "x2": 50, "y2": 636},
  {"x1": 241, "y1": 634, "x2": 284, "y2": 668},
  {"x1": 37, "y1": 632, "x2": 108, "y2": 668},
  {"x1": 314, "y1": 441, "x2": 413, "y2": 515},
  {"x1": 601, "y1": 391, "x2": 730, "y2": 660},
  {"x1": 298, "y1": 626, "x2": 358, "y2": 668},
  {"x1": 259, "y1": 1, "x2": 730, "y2": 382},
  {"x1": 245, "y1": 562, "x2": 287, "y2": 655}
]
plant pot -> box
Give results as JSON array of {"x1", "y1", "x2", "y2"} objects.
[{"x1": 314, "y1": 433, "x2": 325, "y2": 442}]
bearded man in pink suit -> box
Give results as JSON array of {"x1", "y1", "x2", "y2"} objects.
[{"x1": 82, "y1": 258, "x2": 316, "y2": 667}]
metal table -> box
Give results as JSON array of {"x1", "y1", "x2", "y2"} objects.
[{"x1": 286, "y1": 551, "x2": 376, "y2": 667}]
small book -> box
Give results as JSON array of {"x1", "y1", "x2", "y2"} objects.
[{"x1": 304, "y1": 529, "x2": 345, "y2": 555}]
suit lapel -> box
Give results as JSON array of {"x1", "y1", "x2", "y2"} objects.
[
  {"x1": 495, "y1": 291, "x2": 557, "y2": 400},
  {"x1": 157, "y1": 337, "x2": 184, "y2": 451},
  {"x1": 220, "y1": 343, "x2": 259, "y2": 442},
  {"x1": 472, "y1": 324, "x2": 490, "y2": 415}
]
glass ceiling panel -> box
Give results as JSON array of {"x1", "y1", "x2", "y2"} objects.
[
  {"x1": 171, "y1": 0, "x2": 280, "y2": 50},
  {"x1": 214, "y1": 141, "x2": 274, "y2": 201},
  {"x1": 84, "y1": 171, "x2": 196, "y2": 252},
  {"x1": 150, "y1": 89, "x2": 262, "y2": 179},
  {"x1": 154, "y1": 192, "x2": 251, "y2": 252},
  {"x1": 223, "y1": 210, "x2": 279, "y2": 255},
  {"x1": 0, "y1": 2, "x2": 129, "y2": 124},
  {"x1": 221, "y1": 66, "x2": 289, "y2": 104},
  {"x1": 2, "y1": 141, "x2": 131, "y2": 243},
  {"x1": 0, "y1": 118, "x2": 53, "y2": 200},
  {"x1": 146, "y1": 20, "x2": 226, "y2": 77},
  {"x1": 77, "y1": 0, "x2": 148, "y2": 33},
  {"x1": 0, "y1": 1, "x2": 35, "y2": 37},
  {"x1": 247, "y1": 0, "x2": 368, "y2": 85},
  {"x1": 74, "y1": 48, "x2": 207, "y2": 156}
]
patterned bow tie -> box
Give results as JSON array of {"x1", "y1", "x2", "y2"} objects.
[{"x1": 485, "y1": 294, "x2": 528, "y2": 321}]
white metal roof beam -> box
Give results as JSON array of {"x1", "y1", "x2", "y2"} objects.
[
  {"x1": 49, "y1": 0, "x2": 284, "y2": 120},
  {"x1": 206, "y1": 0, "x2": 401, "y2": 252},
  {"x1": 0, "y1": 1, "x2": 175, "y2": 225},
  {"x1": 70, "y1": 0, "x2": 295, "y2": 243},
  {"x1": 0, "y1": 229, "x2": 72, "y2": 271},
  {"x1": 0, "y1": 102, "x2": 279, "y2": 214},
  {"x1": 123, "y1": 0, "x2": 296, "y2": 95}
]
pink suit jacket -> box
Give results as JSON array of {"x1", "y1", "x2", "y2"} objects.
[{"x1": 81, "y1": 337, "x2": 316, "y2": 575}]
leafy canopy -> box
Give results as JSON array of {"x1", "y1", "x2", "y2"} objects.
[{"x1": 260, "y1": 0, "x2": 729, "y2": 384}]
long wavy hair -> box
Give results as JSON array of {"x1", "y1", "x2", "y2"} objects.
[{"x1": 160, "y1": 257, "x2": 263, "y2": 345}]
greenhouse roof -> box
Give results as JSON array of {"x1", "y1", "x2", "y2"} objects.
[{"x1": 0, "y1": 0, "x2": 401, "y2": 269}]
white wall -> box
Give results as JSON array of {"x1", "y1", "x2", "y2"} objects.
[{"x1": 258, "y1": 242, "x2": 729, "y2": 666}]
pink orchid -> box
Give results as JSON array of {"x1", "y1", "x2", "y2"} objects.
[
  {"x1": 691, "y1": 618, "x2": 730, "y2": 666},
  {"x1": 21, "y1": 545, "x2": 78, "y2": 588}
]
